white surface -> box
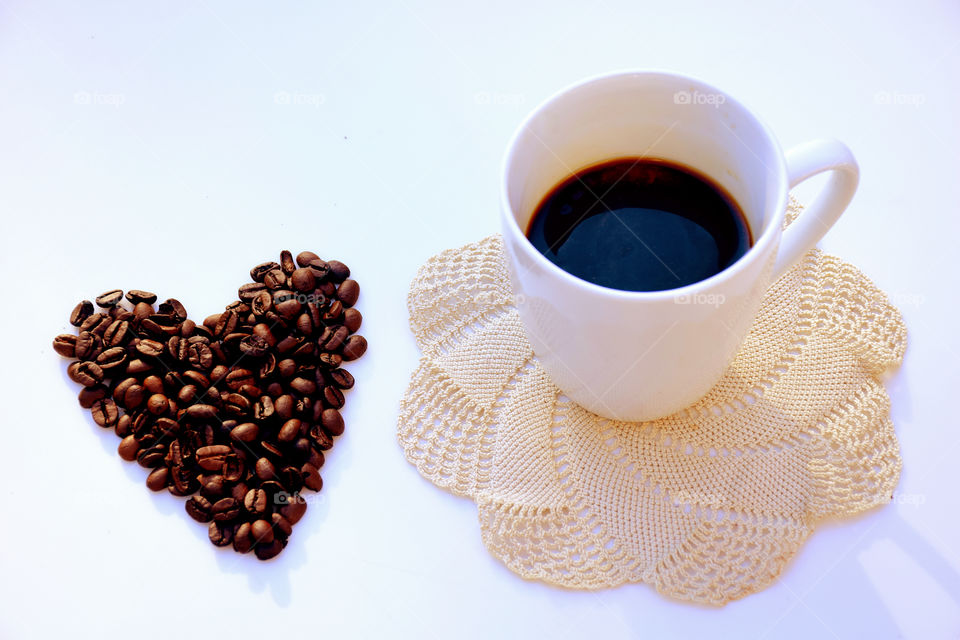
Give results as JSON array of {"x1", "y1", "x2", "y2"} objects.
[{"x1": 0, "y1": 1, "x2": 957, "y2": 638}]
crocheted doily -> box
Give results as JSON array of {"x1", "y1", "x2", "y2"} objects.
[{"x1": 397, "y1": 208, "x2": 907, "y2": 605}]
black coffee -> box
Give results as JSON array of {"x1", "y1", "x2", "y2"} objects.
[{"x1": 526, "y1": 158, "x2": 752, "y2": 292}]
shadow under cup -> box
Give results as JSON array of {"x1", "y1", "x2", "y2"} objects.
[{"x1": 500, "y1": 72, "x2": 790, "y2": 421}]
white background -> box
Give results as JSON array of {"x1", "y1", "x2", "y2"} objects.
[{"x1": 1, "y1": 1, "x2": 958, "y2": 638}]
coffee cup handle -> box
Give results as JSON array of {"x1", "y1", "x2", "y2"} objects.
[{"x1": 771, "y1": 139, "x2": 859, "y2": 280}]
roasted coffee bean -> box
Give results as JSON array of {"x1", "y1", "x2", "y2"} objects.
[
  {"x1": 277, "y1": 418, "x2": 302, "y2": 443},
  {"x1": 279, "y1": 250, "x2": 296, "y2": 274},
  {"x1": 126, "y1": 358, "x2": 152, "y2": 375},
  {"x1": 250, "y1": 261, "x2": 281, "y2": 282},
  {"x1": 252, "y1": 323, "x2": 276, "y2": 347},
  {"x1": 323, "y1": 300, "x2": 343, "y2": 322},
  {"x1": 342, "y1": 335, "x2": 367, "y2": 360},
  {"x1": 136, "y1": 339, "x2": 164, "y2": 358},
  {"x1": 289, "y1": 377, "x2": 316, "y2": 395},
  {"x1": 187, "y1": 342, "x2": 214, "y2": 369},
  {"x1": 301, "y1": 463, "x2": 323, "y2": 491},
  {"x1": 118, "y1": 435, "x2": 140, "y2": 461},
  {"x1": 321, "y1": 408, "x2": 345, "y2": 436},
  {"x1": 255, "y1": 539, "x2": 285, "y2": 561},
  {"x1": 253, "y1": 396, "x2": 275, "y2": 420},
  {"x1": 158, "y1": 298, "x2": 188, "y2": 321},
  {"x1": 186, "y1": 496, "x2": 214, "y2": 523},
  {"x1": 146, "y1": 393, "x2": 169, "y2": 415},
  {"x1": 323, "y1": 326, "x2": 349, "y2": 352},
  {"x1": 309, "y1": 424, "x2": 334, "y2": 450},
  {"x1": 327, "y1": 260, "x2": 350, "y2": 282},
  {"x1": 279, "y1": 498, "x2": 307, "y2": 525},
  {"x1": 96, "y1": 346, "x2": 128, "y2": 371},
  {"x1": 74, "y1": 331, "x2": 100, "y2": 360},
  {"x1": 223, "y1": 393, "x2": 251, "y2": 416},
  {"x1": 143, "y1": 375, "x2": 164, "y2": 395},
  {"x1": 213, "y1": 311, "x2": 238, "y2": 338},
  {"x1": 305, "y1": 258, "x2": 330, "y2": 282},
  {"x1": 221, "y1": 454, "x2": 245, "y2": 483},
  {"x1": 343, "y1": 308, "x2": 362, "y2": 332},
  {"x1": 146, "y1": 467, "x2": 169, "y2": 491},
  {"x1": 239, "y1": 335, "x2": 270, "y2": 357},
  {"x1": 53, "y1": 334, "x2": 77, "y2": 357},
  {"x1": 125, "y1": 289, "x2": 157, "y2": 305},
  {"x1": 337, "y1": 279, "x2": 360, "y2": 307},
  {"x1": 91, "y1": 398, "x2": 119, "y2": 427},
  {"x1": 244, "y1": 488, "x2": 269, "y2": 516},
  {"x1": 251, "y1": 519, "x2": 274, "y2": 544},
  {"x1": 209, "y1": 521, "x2": 234, "y2": 547},
  {"x1": 78, "y1": 384, "x2": 108, "y2": 409},
  {"x1": 318, "y1": 352, "x2": 342, "y2": 369},
  {"x1": 137, "y1": 444, "x2": 167, "y2": 468},
  {"x1": 328, "y1": 368, "x2": 354, "y2": 390},
  {"x1": 70, "y1": 300, "x2": 94, "y2": 326},
  {"x1": 224, "y1": 368, "x2": 254, "y2": 391},
  {"x1": 73, "y1": 361, "x2": 104, "y2": 387},
  {"x1": 295, "y1": 251, "x2": 320, "y2": 267},
  {"x1": 262, "y1": 268, "x2": 287, "y2": 290},
  {"x1": 80, "y1": 312, "x2": 111, "y2": 335},
  {"x1": 271, "y1": 512, "x2": 294, "y2": 539},
  {"x1": 196, "y1": 444, "x2": 232, "y2": 471},
  {"x1": 323, "y1": 385, "x2": 344, "y2": 409},
  {"x1": 255, "y1": 457, "x2": 277, "y2": 481},
  {"x1": 96, "y1": 289, "x2": 124, "y2": 308},
  {"x1": 233, "y1": 522, "x2": 254, "y2": 553},
  {"x1": 103, "y1": 320, "x2": 131, "y2": 347},
  {"x1": 238, "y1": 281, "x2": 268, "y2": 302},
  {"x1": 230, "y1": 422, "x2": 259, "y2": 443},
  {"x1": 211, "y1": 497, "x2": 241, "y2": 522},
  {"x1": 291, "y1": 268, "x2": 315, "y2": 292}
]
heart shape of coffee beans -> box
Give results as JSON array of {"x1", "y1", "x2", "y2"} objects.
[{"x1": 52, "y1": 250, "x2": 366, "y2": 560}]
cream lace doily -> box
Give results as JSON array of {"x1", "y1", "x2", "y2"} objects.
[{"x1": 397, "y1": 213, "x2": 906, "y2": 605}]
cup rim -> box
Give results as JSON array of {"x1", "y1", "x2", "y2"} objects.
[{"x1": 499, "y1": 69, "x2": 789, "y2": 300}]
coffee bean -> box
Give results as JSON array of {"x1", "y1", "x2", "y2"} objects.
[
  {"x1": 208, "y1": 521, "x2": 234, "y2": 547},
  {"x1": 123, "y1": 289, "x2": 156, "y2": 305},
  {"x1": 250, "y1": 261, "x2": 281, "y2": 282},
  {"x1": 239, "y1": 335, "x2": 270, "y2": 357},
  {"x1": 73, "y1": 361, "x2": 104, "y2": 387},
  {"x1": 291, "y1": 268, "x2": 315, "y2": 292},
  {"x1": 262, "y1": 269, "x2": 287, "y2": 290},
  {"x1": 238, "y1": 281, "x2": 268, "y2": 302},
  {"x1": 53, "y1": 334, "x2": 77, "y2": 358},
  {"x1": 328, "y1": 368, "x2": 354, "y2": 390},
  {"x1": 323, "y1": 300, "x2": 343, "y2": 322},
  {"x1": 255, "y1": 457, "x2": 276, "y2": 481},
  {"x1": 103, "y1": 320, "x2": 131, "y2": 347},
  {"x1": 295, "y1": 251, "x2": 320, "y2": 267},
  {"x1": 321, "y1": 408, "x2": 345, "y2": 436},
  {"x1": 78, "y1": 384, "x2": 108, "y2": 409},
  {"x1": 309, "y1": 424, "x2": 333, "y2": 451},
  {"x1": 342, "y1": 307, "x2": 361, "y2": 331},
  {"x1": 96, "y1": 289, "x2": 124, "y2": 308},
  {"x1": 323, "y1": 326, "x2": 349, "y2": 352},
  {"x1": 289, "y1": 377, "x2": 316, "y2": 395},
  {"x1": 279, "y1": 498, "x2": 307, "y2": 525},
  {"x1": 327, "y1": 260, "x2": 350, "y2": 282},
  {"x1": 301, "y1": 463, "x2": 323, "y2": 491},
  {"x1": 323, "y1": 385, "x2": 344, "y2": 409},
  {"x1": 230, "y1": 422, "x2": 259, "y2": 443},
  {"x1": 342, "y1": 335, "x2": 367, "y2": 361},
  {"x1": 70, "y1": 300, "x2": 94, "y2": 327},
  {"x1": 337, "y1": 279, "x2": 359, "y2": 307},
  {"x1": 137, "y1": 444, "x2": 167, "y2": 468},
  {"x1": 278, "y1": 418, "x2": 301, "y2": 443},
  {"x1": 146, "y1": 467, "x2": 169, "y2": 491},
  {"x1": 96, "y1": 346, "x2": 128, "y2": 371},
  {"x1": 159, "y1": 298, "x2": 188, "y2": 321},
  {"x1": 91, "y1": 398, "x2": 119, "y2": 427},
  {"x1": 117, "y1": 435, "x2": 140, "y2": 461},
  {"x1": 147, "y1": 393, "x2": 168, "y2": 415},
  {"x1": 233, "y1": 522, "x2": 254, "y2": 553},
  {"x1": 74, "y1": 331, "x2": 100, "y2": 360},
  {"x1": 306, "y1": 259, "x2": 331, "y2": 281},
  {"x1": 186, "y1": 496, "x2": 214, "y2": 523},
  {"x1": 197, "y1": 445, "x2": 231, "y2": 471},
  {"x1": 251, "y1": 519, "x2": 274, "y2": 544},
  {"x1": 187, "y1": 342, "x2": 214, "y2": 369},
  {"x1": 211, "y1": 497, "x2": 241, "y2": 522},
  {"x1": 254, "y1": 539, "x2": 285, "y2": 561},
  {"x1": 136, "y1": 339, "x2": 164, "y2": 358},
  {"x1": 80, "y1": 312, "x2": 110, "y2": 335}
]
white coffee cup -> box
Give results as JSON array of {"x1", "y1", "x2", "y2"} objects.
[{"x1": 500, "y1": 71, "x2": 858, "y2": 422}]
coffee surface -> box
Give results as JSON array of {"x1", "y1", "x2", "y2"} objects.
[{"x1": 526, "y1": 158, "x2": 751, "y2": 292}]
